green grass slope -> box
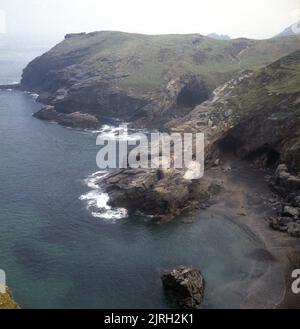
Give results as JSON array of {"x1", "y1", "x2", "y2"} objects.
[
  {"x1": 22, "y1": 31, "x2": 300, "y2": 94},
  {"x1": 226, "y1": 50, "x2": 300, "y2": 118}
]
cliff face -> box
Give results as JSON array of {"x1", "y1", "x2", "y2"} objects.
[
  {"x1": 215, "y1": 51, "x2": 300, "y2": 174},
  {"x1": 172, "y1": 51, "x2": 300, "y2": 174},
  {"x1": 21, "y1": 31, "x2": 300, "y2": 129}
]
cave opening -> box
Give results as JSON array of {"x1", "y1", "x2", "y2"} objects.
[
  {"x1": 217, "y1": 135, "x2": 243, "y2": 155},
  {"x1": 266, "y1": 149, "x2": 280, "y2": 167},
  {"x1": 216, "y1": 135, "x2": 280, "y2": 168},
  {"x1": 245, "y1": 146, "x2": 280, "y2": 168},
  {"x1": 177, "y1": 81, "x2": 209, "y2": 108}
]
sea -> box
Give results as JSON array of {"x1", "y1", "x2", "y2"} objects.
[{"x1": 0, "y1": 35, "x2": 269, "y2": 309}]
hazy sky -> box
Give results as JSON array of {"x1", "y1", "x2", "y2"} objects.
[{"x1": 0, "y1": 0, "x2": 299, "y2": 39}]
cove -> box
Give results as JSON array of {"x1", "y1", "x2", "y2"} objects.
[{"x1": 0, "y1": 90, "x2": 270, "y2": 309}]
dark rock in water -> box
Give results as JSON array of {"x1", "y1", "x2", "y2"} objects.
[
  {"x1": 33, "y1": 106, "x2": 100, "y2": 129},
  {"x1": 161, "y1": 266, "x2": 205, "y2": 309},
  {"x1": 33, "y1": 105, "x2": 59, "y2": 122}
]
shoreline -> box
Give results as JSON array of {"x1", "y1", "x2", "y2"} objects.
[
  {"x1": 201, "y1": 155, "x2": 300, "y2": 308},
  {"x1": 0, "y1": 83, "x2": 21, "y2": 90},
  {"x1": 4, "y1": 87, "x2": 299, "y2": 308}
]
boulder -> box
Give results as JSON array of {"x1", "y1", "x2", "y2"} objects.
[
  {"x1": 283, "y1": 206, "x2": 300, "y2": 219},
  {"x1": 276, "y1": 164, "x2": 288, "y2": 175},
  {"x1": 161, "y1": 266, "x2": 205, "y2": 309},
  {"x1": 286, "y1": 176, "x2": 300, "y2": 192},
  {"x1": 269, "y1": 216, "x2": 294, "y2": 231},
  {"x1": 287, "y1": 222, "x2": 300, "y2": 238},
  {"x1": 292, "y1": 196, "x2": 300, "y2": 207},
  {"x1": 272, "y1": 164, "x2": 300, "y2": 196}
]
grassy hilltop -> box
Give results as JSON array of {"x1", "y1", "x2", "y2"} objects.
[
  {"x1": 20, "y1": 31, "x2": 300, "y2": 129},
  {"x1": 22, "y1": 31, "x2": 300, "y2": 93}
]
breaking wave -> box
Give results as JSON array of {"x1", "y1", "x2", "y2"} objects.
[
  {"x1": 79, "y1": 171, "x2": 128, "y2": 221},
  {"x1": 88, "y1": 124, "x2": 147, "y2": 141}
]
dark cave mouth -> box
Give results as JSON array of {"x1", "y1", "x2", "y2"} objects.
[
  {"x1": 217, "y1": 135, "x2": 280, "y2": 168},
  {"x1": 244, "y1": 147, "x2": 280, "y2": 167},
  {"x1": 176, "y1": 81, "x2": 209, "y2": 108}
]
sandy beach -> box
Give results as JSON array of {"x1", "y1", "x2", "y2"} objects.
[{"x1": 201, "y1": 155, "x2": 300, "y2": 309}]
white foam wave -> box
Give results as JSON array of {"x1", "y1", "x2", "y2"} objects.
[
  {"x1": 88, "y1": 124, "x2": 145, "y2": 141},
  {"x1": 80, "y1": 171, "x2": 128, "y2": 221},
  {"x1": 30, "y1": 93, "x2": 39, "y2": 100},
  {"x1": 23, "y1": 91, "x2": 39, "y2": 100}
]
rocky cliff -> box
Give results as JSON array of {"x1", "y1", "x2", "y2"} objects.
[
  {"x1": 20, "y1": 32, "x2": 300, "y2": 223},
  {"x1": 21, "y1": 31, "x2": 300, "y2": 129},
  {"x1": 172, "y1": 50, "x2": 300, "y2": 172},
  {"x1": 171, "y1": 51, "x2": 300, "y2": 233}
]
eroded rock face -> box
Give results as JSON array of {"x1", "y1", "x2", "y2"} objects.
[
  {"x1": 272, "y1": 164, "x2": 300, "y2": 195},
  {"x1": 30, "y1": 74, "x2": 209, "y2": 130},
  {"x1": 214, "y1": 110, "x2": 300, "y2": 172},
  {"x1": 269, "y1": 164, "x2": 300, "y2": 237},
  {"x1": 161, "y1": 266, "x2": 205, "y2": 309},
  {"x1": 34, "y1": 106, "x2": 100, "y2": 129},
  {"x1": 99, "y1": 168, "x2": 197, "y2": 220},
  {"x1": 20, "y1": 32, "x2": 214, "y2": 129}
]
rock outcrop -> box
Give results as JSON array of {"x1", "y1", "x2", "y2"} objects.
[
  {"x1": 98, "y1": 168, "x2": 203, "y2": 221},
  {"x1": 161, "y1": 266, "x2": 205, "y2": 309},
  {"x1": 0, "y1": 288, "x2": 20, "y2": 309},
  {"x1": 269, "y1": 164, "x2": 300, "y2": 237},
  {"x1": 34, "y1": 105, "x2": 100, "y2": 129}
]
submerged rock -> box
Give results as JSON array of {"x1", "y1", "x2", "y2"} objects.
[{"x1": 161, "y1": 266, "x2": 205, "y2": 309}]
